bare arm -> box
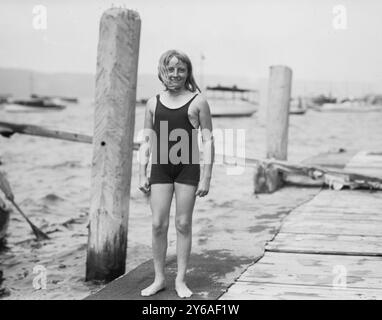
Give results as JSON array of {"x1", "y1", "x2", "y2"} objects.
[
  {"x1": 138, "y1": 97, "x2": 155, "y2": 193},
  {"x1": 196, "y1": 96, "x2": 215, "y2": 196}
]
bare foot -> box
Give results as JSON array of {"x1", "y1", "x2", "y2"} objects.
[
  {"x1": 175, "y1": 280, "x2": 193, "y2": 298},
  {"x1": 141, "y1": 280, "x2": 166, "y2": 297}
]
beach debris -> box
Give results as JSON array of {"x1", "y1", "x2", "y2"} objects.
[
  {"x1": 324, "y1": 174, "x2": 345, "y2": 191},
  {"x1": 222, "y1": 154, "x2": 382, "y2": 192},
  {"x1": 0, "y1": 170, "x2": 49, "y2": 241},
  {"x1": 271, "y1": 159, "x2": 382, "y2": 191}
]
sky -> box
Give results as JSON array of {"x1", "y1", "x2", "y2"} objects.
[{"x1": 0, "y1": 0, "x2": 382, "y2": 86}]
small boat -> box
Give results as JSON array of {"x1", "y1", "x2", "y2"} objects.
[
  {"x1": 5, "y1": 97, "x2": 66, "y2": 112},
  {"x1": 31, "y1": 94, "x2": 78, "y2": 103},
  {"x1": 206, "y1": 85, "x2": 258, "y2": 117},
  {"x1": 290, "y1": 97, "x2": 307, "y2": 115},
  {"x1": 5, "y1": 104, "x2": 60, "y2": 113}
]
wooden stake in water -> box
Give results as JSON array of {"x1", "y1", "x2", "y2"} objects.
[
  {"x1": 254, "y1": 65, "x2": 292, "y2": 193},
  {"x1": 266, "y1": 65, "x2": 292, "y2": 160},
  {"x1": 86, "y1": 8, "x2": 141, "y2": 281}
]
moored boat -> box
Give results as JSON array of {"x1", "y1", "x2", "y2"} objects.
[
  {"x1": 206, "y1": 85, "x2": 258, "y2": 117},
  {"x1": 290, "y1": 97, "x2": 307, "y2": 115},
  {"x1": 31, "y1": 94, "x2": 78, "y2": 103},
  {"x1": 5, "y1": 97, "x2": 66, "y2": 112}
]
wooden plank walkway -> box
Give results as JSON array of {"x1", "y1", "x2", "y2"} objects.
[{"x1": 221, "y1": 151, "x2": 382, "y2": 300}]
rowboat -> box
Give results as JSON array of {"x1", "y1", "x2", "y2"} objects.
[
  {"x1": 206, "y1": 85, "x2": 258, "y2": 117},
  {"x1": 4, "y1": 97, "x2": 66, "y2": 113},
  {"x1": 4, "y1": 103, "x2": 65, "y2": 113},
  {"x1": 30, "y1": 94, "x2": 78, "y2": 103}
]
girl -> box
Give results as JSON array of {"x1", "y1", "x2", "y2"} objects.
[{"x1": 138, "y1": 50, "x2": 214, "y2": 298}]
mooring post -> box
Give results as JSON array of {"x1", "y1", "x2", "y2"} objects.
[
  {"x1": 254, "y1": 65, "x2": 292, "y2": 193},
  {"x1": 267, "y1": 65, "x2": 292, "y2": 160},
  {"x1": 86, "y1": 8, "x2": 141, "y2": 281}
]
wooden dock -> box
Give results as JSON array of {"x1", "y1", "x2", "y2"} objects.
[
  {"x1": 84, "y1": 150, "x2": 382, "y2": 300},
  {"x1": 221, "y1": 151, "x2": 382, "y2": 300}
]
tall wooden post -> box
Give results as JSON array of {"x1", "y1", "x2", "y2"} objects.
[
  {"x1": 254, "y1": 65, "x2": 292, "y2": 194},
  {"x1": 86, "y1": 8, "x2": 141, "y2": 281},
  {"x1": 266, "y1": 65, "x2": 292, "y2": 160}
]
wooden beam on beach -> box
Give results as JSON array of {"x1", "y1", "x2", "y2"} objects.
[
  {"x1": 254, "y1": 65, "x2": 292, "y2": 194},
  {"x1": 0, "y1": 121, "x2": 141, "y2": 150},
  {"x1": 0, "y1": 121, "x2": 92, "y2": 143},
  {"x1": 85, "y1": 8, "x2": 141, "y2": 282}
]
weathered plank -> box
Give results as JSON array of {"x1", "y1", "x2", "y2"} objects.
[
  {"x1": 221, "y1": 282, "x2": 382, "y2": 300},
  {"x1": 283, "y1": 213, "x2": 382, "y2": 221},
  {"x1": 280, "y1": 189, "x2": 382, "y2": 236},
  {"x1": 266, "y1": 233, "x2": 382, "y2": 256},
  {"x1": 221, "y1": 151, "x2": 382, "y2": 300},
  {"x1": 247, "y1": 252, "x2": 382, "y2": 275},
  {"x1": 238, "y1": 252, "x2": 382, "y2": 289},
  {"x1": 280, "y1": 219, "x2": 382, "y2": 236}
]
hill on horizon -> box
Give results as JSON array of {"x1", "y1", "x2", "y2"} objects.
[
  {"x1": 0, "y1": 67, "x2": 378, "y2": 101},
  {"x1": 0, "y1": 67, "x2": 257, "y2": 100}
]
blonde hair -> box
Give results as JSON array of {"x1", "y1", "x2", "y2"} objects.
[{"x1": 158, "y1": 50, "x2": 201, "y2": 92}]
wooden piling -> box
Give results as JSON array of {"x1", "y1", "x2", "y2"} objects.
[
  {"x1": 86, "y1": 8, "x2": 141, "y2": 281},
  {"x1": 266, "y1": 65, "x2": 292, "y2": 160},
  {"x1": 254, "y1": 65, "x2": 292, "y2": 193}
]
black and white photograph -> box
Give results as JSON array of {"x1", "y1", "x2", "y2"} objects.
[{"x1": 1, "y1": 0, "x2": 382, "y2": 304}]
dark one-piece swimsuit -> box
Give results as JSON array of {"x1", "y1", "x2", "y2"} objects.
[{"x1": 149, "y1": 94, "x2": 200, "y2": 186}]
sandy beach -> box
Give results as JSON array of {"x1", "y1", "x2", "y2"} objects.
[{"x1": 1, "y1": 99, "x2": 382, "y2": 299}]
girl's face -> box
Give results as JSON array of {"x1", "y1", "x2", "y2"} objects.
[{"x1": 165, "y1": 56, "x2": 188, "y2": 91}]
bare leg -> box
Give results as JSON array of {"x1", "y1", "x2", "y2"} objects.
[
  {"x1": 141, "y1": 183, "x2": 174, "y2": 297},
  {"x1": 174, "y1": 182, "x2": 197, "y2": 298}
]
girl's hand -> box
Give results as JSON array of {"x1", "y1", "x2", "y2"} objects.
[
  {"x1": 139, "y1": 175, "x2": 151, "y2": 194},
  {"x1": 195, "y1": 178, "x2": 210, "y2": 197}
]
